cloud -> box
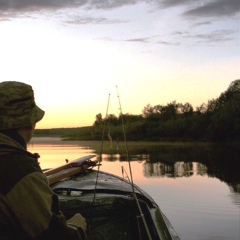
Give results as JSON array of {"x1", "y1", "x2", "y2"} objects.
[
  {"x1": 169, "y1": 28, "x2": 237, "y2": 45},
  {"x1": 1, "y1": 0, "x2": 239, "y2": 19},
  {"x1": 0, "y1": 16, "x2": 9, "y2": 22},
  {"x1": 183, "y1": 0, "x2": 240, "y2": 18},
  {"x1": 193, "y1": 21, "x2": 212, "y2": 26},
  {"x1": 183, "y1": 29, "x2": 237, "y2": 44},
  {"x1": 84, "y1": 0, "x2": 138, "y2": 10},
  {"x1": 0, "y1": 0, "x2": 139, "y2": 13},
  {"x1": 117, "y1": 27, "x2": 236, "y2": 46},
  {"x1": 160, "y1": 0, "x2": 193, "y2": 8},
  {"x1": 0, "y1": 0, "x2": 142, "y2": 21},
  {"x1": 160, "y1": 0, "x2": 240, "y2": 18},
  {"x1": 66, "y1": 16, "x2": 127, "y2": 25},
  {"x1": 172, "y1": 31, "x2": 190, "y2": 35},
  {"x1": 196, "y1": 30, "x2": 236, "y2": 43},
  {"x1": 125, "y1": 37, "x2": 150, "y2": 43},
  {"x1": 0, "y1": 0, "x2": 87, "y2": 12},
  {"x1": 123, "y1": 36, "x2": 181, "y2": 46},
  {"x1": 156, "y1": 40, "x2": 180, "y2": 46}
]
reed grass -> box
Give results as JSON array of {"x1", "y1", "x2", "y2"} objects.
[{"x1": 76, "y1": 140, "x2": 210, "y2": 154}]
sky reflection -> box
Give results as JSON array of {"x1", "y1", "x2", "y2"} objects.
[{"x1": 28, "y1": 138, "x2": 240, "y2": 240}]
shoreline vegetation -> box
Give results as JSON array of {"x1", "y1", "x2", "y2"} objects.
[
  {"x1": 35, "y1": 79, "x2": 240, "y2": 144},
  {"x1": 31, "y1": 137, "x2": 239, "y2": 157},
  {"x1": 30, "y1": 137, "x2": 240, "y2": 194},
  {"x1": 61, "y1": 139, "x2": 239, "y2": 155}
]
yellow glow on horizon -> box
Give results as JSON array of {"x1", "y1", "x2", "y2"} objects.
[{"x1": 1, "y1": 18, "x2": 239, "y2": 129}]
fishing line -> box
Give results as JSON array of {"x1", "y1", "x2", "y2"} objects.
[
  {"x1": 92, "y1": 94, "x2": 110, "y2": 203},
  {"x1": 85, "y1": 94, "x2": 111, "y2": 239},
  {"x1": 116, "y1": 86, "x2": 152, "y2": 240},
  {"x1": 121, "y1": 166, "x2": 130, "y2": 182}
]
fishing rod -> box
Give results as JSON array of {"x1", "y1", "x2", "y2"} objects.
[
  {"x1": 85, "y1": 94, "x2": 111, "y2": 238},
  {"x1": 92, "y1": 93, "x2": 111, "y2": 203},
  {"x1": 116, "y1": 86, "x2": 153, "y2": 240}
]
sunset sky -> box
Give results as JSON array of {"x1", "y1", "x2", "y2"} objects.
[{"x1": 0, "y1": 0, "x2": 239, "y2": 128}]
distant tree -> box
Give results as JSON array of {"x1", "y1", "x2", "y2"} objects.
[
  {"x1": 229, "y1": 79, "x2": 240, "y2": 91},
  {"x1": 206, "y1": 99, "x2": 218, "y2": 112},
  {"x1": 179, "y1": 102, "x2": 194, "y2": 116},
  {"x1": 160, "y1": 101, "x2": 180, "y2": 121},
  {"x1": 196, "y1": 103, "x2": 207, "y2": 114},
  {"x1": 119, "y1": 113, "x2": 143, "y2": 124},
  {"x1": 106, "y1": 114, "x2": 118, "y2": 126},
  {"x1": 142, "y1": 104, "x2": 155, "y2": 118},
  {"x1": 142, "y1": 104, "x2": 162, "y2": 126},
  {"x1": 216, "y1": 79, "x2": 240, "y2": 109},
  {"x1": 208, "y1": 79, "x2": 240, "y2": 141},
  {"x1": 94, "y1": 113, "x2": 103, "y2": 126}
]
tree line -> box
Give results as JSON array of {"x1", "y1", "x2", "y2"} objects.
[
  {"x1": 35, "y1": 79, "x2": 239, "y2": 142},
  {"x1": 91, "y1": 79, "x2": 240, "y2": 142}
]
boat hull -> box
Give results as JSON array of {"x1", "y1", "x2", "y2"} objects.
[{"x1": 51, "y1": 169, "x2": 180, "y2": 240}]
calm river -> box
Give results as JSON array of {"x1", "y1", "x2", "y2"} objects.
[{"x1": 28, "y1": 137, "x2": 240, "y2": 240}]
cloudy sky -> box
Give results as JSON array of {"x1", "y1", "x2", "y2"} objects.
[{"x1": 0, "y1": 0, "x2": 239, "y2": 128}]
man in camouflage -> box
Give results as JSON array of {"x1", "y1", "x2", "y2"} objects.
[{"x1": 0, "y1": 81, "x2": 86, "y2": 239}]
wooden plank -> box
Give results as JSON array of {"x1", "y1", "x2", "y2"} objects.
[
  {"x1": 44, "y1": 155, "x2": 96, "y2": 176},
  {"x1": 47, "y1": 167, "x2": 83, "y2": 185},
  {"x1": 44, "y1": 155, "x2": 97, "y2": 185}
]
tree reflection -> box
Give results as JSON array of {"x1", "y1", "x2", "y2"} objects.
[
  {"x1": 142, "y1": 144, "x2": 240, "y2": 193},
  {"x1": 100, "y1": 144, "x2": 239, "y2": 193}
]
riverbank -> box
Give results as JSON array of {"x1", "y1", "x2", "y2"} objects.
[{"x1": 30, "y1": 137, "x2": 239, "y2": 156}]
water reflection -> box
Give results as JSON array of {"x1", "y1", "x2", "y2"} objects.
[
  {"x1": 145, "y1": 145, "x2": 240, "y2": 194},
  {"x1": 144, "y1": 161, "x2": 218, "y2": 179},
  {"x1": 28, "y1": 138, "x2": 240, "y2": 240},
  {"x1": 144, "y1": 161, "x2": 195, "y2": 178},
  {"x1": 101, "y1": 144, "x2": 240, "y2": 193}
]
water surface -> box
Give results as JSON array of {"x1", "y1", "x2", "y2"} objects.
[{"x1": 28, "y1": 137, "x2": 240, "y2": 240}]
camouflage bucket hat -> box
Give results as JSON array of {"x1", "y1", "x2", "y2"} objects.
[{"x1": 0, "y1": 81, "x2": 45, "y2": 129}]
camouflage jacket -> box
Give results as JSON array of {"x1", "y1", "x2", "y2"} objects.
[{"x1": 0, "y1": 133, "x2": 85, "y2": 240}]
